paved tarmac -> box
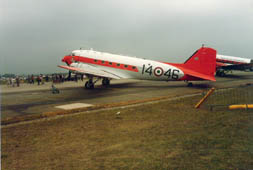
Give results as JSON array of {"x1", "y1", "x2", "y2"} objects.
[{"x1": 1, "y1": 72, "x2": 253, "y2": 119}]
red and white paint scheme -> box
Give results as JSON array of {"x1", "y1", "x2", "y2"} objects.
[
  {"x1": 59, "y1": 47, "x2": 216, "y2": 89},
  {"x1": 216, "y1": 54, "x2": 253, "y2": 76}
]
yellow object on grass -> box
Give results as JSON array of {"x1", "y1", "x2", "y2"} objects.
[
  {"x1": 195, "y1": 87, "x2": 215, "y2": 109},
  {"x1": 229, "y1": 104, "x2": 253, "y2": 110}
]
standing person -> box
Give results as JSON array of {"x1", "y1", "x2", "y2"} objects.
[
  {"x1": 61, "y1": 74, "x2": 65, "y2": 83},
  {"x1": 8, "y1": 77, "x2": 12, "y2": 86},
  {"x1": 11, "y1": 78, "x2": 15, "y2": 87},
  {"x1": 37, "y1": 75, "x2": 41, "y2": 85},
  {"x1": 45, "y1": 75, "x2": 49, "y2": 82},
  {"x1": 59, "y1": 74, "x2": 62, "y2": 83},
  {"x1": 52, "y1": 74, "x2": 55, "y2": 83},
  {"x1": 16, "y1": 76, "x2": 20, "y2": 87},
  {"x1": 27, "y1": 75, "x2": 31, "y2": 84},
  {"x1": 40, "y1": 74, "x2": 44, "y2": 85},
  {"x1": 56, "y1": 74, "x2": 59, "y2": 83},
  {"x1": 31, "y1": 75, "x2": 34, "y2": 84}
]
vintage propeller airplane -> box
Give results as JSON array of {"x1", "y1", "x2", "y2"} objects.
[
  {"x1": 58, "y1": 47, "x2": 216, "y2": 89},
  {"x1": 216, "y1": 54, "x2": 253, "y2": 76}
]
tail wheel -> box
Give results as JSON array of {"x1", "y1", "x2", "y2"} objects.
[{"x1": 187, "y1": 82, "x2": 193, "y2": 87}]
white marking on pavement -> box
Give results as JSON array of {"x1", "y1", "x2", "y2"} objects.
[{"x1": 55, "y1": 103, "x2": 93, "y2": 110}]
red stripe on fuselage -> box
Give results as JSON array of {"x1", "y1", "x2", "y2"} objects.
[{"x1": 66, "y1": 55, "x2": 139, "y2": 72}]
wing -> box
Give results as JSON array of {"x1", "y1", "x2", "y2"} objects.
[{"x1": 58, "y1": 63, "x2": 122, "y2": 79}]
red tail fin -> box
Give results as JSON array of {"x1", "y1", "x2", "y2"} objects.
[{"x1": 182, "y1": 47, "x2": 216, "y2": 81}]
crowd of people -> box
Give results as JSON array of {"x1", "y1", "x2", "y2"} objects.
[
  {"x1": 6, "y1": 73, "x2": 84, "y2": 87},
  {"x1": 7, "y1": 77, "x2": 20, "y2": 87}
]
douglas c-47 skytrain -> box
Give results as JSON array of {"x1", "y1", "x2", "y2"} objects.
[
  {"x1": 216, "y1": 54, "x2": 253, "y2": 76},
  {"x1": 59, "y1": 47, "x2": 217, "y2": 89}
]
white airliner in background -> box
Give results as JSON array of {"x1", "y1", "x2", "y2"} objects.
[
  {"x1": 59, "y1": 47, "x2": 217, "y2": 89},
  {"x1": 216, "y1": 54, "x2": 253, "y2": 76}
]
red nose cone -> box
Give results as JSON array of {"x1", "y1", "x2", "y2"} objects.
[{"x1": 62, "y1": 55, "x2": 72, "y2": 65}]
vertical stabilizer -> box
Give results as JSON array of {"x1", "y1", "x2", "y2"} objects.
[{"x1": 183, "y1": 47, "x2": 216, "y2": 79}]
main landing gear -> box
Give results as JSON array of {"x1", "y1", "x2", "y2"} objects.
[
  {"x1": 85, "y1": 79, "x2": 95, "y2": 89},
  {"x1": 84, "y1": 78, "x2": 110, "y2": 89},
  {"x1": 102, "y1": 78, "x2": 110, "y2": 86}
]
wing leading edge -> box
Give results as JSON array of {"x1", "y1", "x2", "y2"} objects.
[{"x1": 58, "y1": 64, "x2": 122, "y2": 79}]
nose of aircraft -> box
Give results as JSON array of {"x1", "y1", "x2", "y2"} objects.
[{"x1": 62, "y1": 55, "x2": 72, "y2": 65}]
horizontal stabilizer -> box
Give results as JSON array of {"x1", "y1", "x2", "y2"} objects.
[{"x1": 179, "y1": 66, "x2": 216, "y2": 81}]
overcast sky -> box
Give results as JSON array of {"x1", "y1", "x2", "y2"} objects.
[{"x1": 1, "y1": 0, "x2": 253, "y2": 74}]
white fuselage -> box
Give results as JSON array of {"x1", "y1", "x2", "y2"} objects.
[
  {"x1": 70, "y1": 50, "x2": 185, "y2": 81},
  {"x1": 217, "y1": 54, "x2": 252, "y2": 65}
]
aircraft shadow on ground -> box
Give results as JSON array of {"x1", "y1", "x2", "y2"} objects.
[{"x1": 94, "y1": 82, "x2": 212, "y2": 90}]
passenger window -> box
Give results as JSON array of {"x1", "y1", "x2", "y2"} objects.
[
  {"x1": 124, "y1": 65, "x2": 128, "y2": 68},
  {"x1": 102, "y1": 61, "x2": 105, "y2": 64},
  {"x1": 117, "y1": 64, "x2": 120, "y2": 66},
  {"x1": 132, "y1": 66, "x2": 136, "y2": 69},
  {"x1": 109, "y1": 62, "x2": 112, "y2": 65}
]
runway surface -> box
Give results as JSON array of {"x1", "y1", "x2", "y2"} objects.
[{"x1": 2, "y1": 72, "x2": 253, "y2": 119}]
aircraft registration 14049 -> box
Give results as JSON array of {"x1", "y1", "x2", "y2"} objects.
[{"x1": 59, "y1": 47, "x2": 216, "y2": 89}]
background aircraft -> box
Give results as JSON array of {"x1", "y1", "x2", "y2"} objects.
[
  {"x1": 216, "y1": 55, "x2": 253, "y2": 76},
  {"x1": 59, "y1": 47, "x2": 216, "y2": 89}
]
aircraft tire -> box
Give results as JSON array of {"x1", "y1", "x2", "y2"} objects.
[
  {"x1": 85, "y1": 81, "x2": 88, "y2": 89},
  {"x1": 85, "y1": 81, "x2": 94, "y2": 89},
  {"x1": 89, "y1": 84, "x2": 94, "y2": 89},
  {"x1": 187, "y1": 82, "x2": 193, "y2": 87},
  {"x1": 102, "y1": 78, "x2": 110, "y2": 86}
]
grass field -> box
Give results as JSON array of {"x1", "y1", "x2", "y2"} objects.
[{"x1": 2, "y1": 95, "x2": 253, "y2": 170}]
